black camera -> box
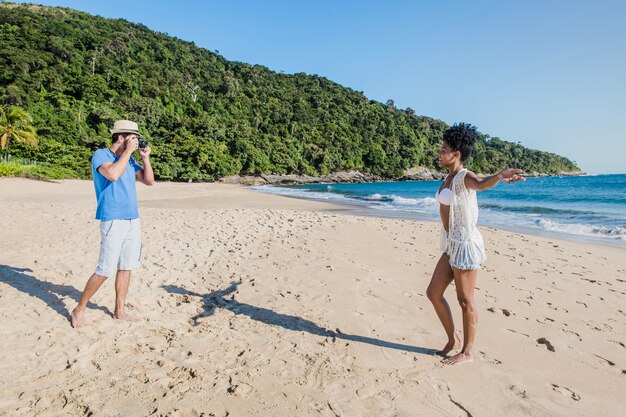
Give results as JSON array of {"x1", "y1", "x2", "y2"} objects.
[{"x1": 137, "y1": 137, "x2": 148, "y2": 149}]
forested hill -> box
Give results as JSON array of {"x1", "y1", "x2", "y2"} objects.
[{"x1": 0, "y1": 3, "x2": 581, "y2": 180}]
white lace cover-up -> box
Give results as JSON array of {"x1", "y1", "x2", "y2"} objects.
[{"x1": 439, "y1": 169, "x2": 487, "y2": 270}]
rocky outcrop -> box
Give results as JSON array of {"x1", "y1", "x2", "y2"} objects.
[
  {"x1": 556, "y1": 170, "x2": 586, "y2": 176},
  {"x1": 323, "y1": 171, "x2": 381, "y2": 183},
  {"x1": 521, "y1": 170, "x2": 586, "y2": 178},
  {"x1": 260, "y1": 174, "x2": 321, "y2": 185},
  {"x1": 219, "y1": 171, "x2": 382, "y2": 186},
  {"x1": 219, "y1": 175, "x2": 268, "y2": 186},
  {"x1": 400, "y1": 167, "x2": 445, "y2": 181}
]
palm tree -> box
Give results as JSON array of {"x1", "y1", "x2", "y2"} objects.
[{"x1": 0, "y1": 105, "x2": 38, "y2": 159}]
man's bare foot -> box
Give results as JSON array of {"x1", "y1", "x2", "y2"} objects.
[
  {"x1": 436, "y1": 331, "x2": 461, "y2": 357},
  {"x1": 442, "y1": 351, "x2": 473, "y2": 365},
  {"x1": 71, "y1": 308, "x2": 85, "y2": 328},
  {"x1": 113, "y1": 312, "x2": 140, "y2": 322}
]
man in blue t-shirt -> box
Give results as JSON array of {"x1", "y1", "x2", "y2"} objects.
[{"x1": 71, "y1": 120, "x2": 154, "y2": 328}]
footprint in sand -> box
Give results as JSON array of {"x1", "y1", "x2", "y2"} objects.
[
  {"x1": 478, "y1": 350, "x2": 502, "y2": 365},
  {"x1": 561, "y1": 328, "x2": 582, "y2": 342},
  {"x1": 226, "y1": 376, "x2": 256, "y2": 397},
  {"x1": 592, "y1": 354, "x2": 616, "y2": 367},
  {"x1": 486, "y1": 307, "x2": 513, "y2": 316},
  {"x1": 584, "y1": 321, "x2": 613, "y2": 332},
  {"x1": 507, "y1": 328, "x2": 530, "y2": 338},
  {"x1": 546, "y1": 302, "x2": 568, "y2": 313},
  {"x1": 51, "y1": 393, "x2": 95, "y2": 416},
  {"x1": 484, "y1": 293, "x2": 498, "y2": 302},
  {"x1": 302, "y1": 354, "x2": 330, "y2": 389},
  {"x1": 509, "y1": 384, "x2": 527, "y2": 398},
  {"x1": 551, "y1": 384, "x2": 581, "y2": 401},
  {"x1": 536, "y1": 337, "x2": 555, "y2": 352},
  {"x1": 167, "y1": 366, "x2": 198, "y2": 381}
]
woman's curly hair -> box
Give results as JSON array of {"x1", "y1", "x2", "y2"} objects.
[{"x1": 443, "y1": 123, "x2": 478, "y2": 162}]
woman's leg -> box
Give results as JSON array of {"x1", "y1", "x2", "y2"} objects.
[
  {"x1": 442, "y1": 267, "x2": 478, "y2": 365},
  {"x1": 426, "y1": 254, "x2": 459, "y2": 355}
]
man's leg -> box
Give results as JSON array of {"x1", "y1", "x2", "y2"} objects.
[
  {"x1": 114, "y1": 270, "x2": 138, "y2": 321},
  {"x1": 71, "y1": 273, "x2": 107, "y2": 328},
  {"x1": 114, "y1": 219, "x2": 141, "y2": 322},
  {"x1": 72, "y1": 219, "x2": 123, "y2": 328}
]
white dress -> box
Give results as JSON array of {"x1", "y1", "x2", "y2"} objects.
[{"x1": 439, "y1": 169, "x2": 487, "y2": 270}]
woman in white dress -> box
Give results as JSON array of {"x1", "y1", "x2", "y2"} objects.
[{"x1": 427, "y1": 123, "x2": 524, "y2": 365}]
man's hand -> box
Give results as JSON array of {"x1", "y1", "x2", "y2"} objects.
[
  {"x1": 136, "y1": 145, "x2": 155, "y2": 185},
  {"x1": 139, "y1": 146, "x2": 151, "y2": 159},
  {"x1": 125, "y1": 138, "x2": 139, "y2": 155}
]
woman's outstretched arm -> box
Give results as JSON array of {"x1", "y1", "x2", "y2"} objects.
[{"x1": 464, "y1": 169, "x2": 525, "y2": 191}]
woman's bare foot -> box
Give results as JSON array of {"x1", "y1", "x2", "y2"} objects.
[
  {"x1": 113, "y1": 312, "x2": 140, "y2": 322},
  {"x1": 436, "y1": 331, "x2": 461, "y2": 357},
  {"x1": 442, "y1": 351, "x2": 473, "y2": 365},
  {"x1": 71, "y1": 307, "x2": 85, "y2": 328}
]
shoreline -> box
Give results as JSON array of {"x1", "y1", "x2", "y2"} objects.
[
  {"x1": 250, "y1": 183, "x2": 626, "y2": 250},
  {"x1": 1, "y1": 178, "x2": 625, "y2": 417}
]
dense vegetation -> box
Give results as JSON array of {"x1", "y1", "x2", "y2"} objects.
[{"x1": 0, "y1": 3, "x2": 581, "y2": 181}]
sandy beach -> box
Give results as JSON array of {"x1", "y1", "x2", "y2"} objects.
[{"x1": 0, "y1": 177, "x2": 624, "y2": 417}]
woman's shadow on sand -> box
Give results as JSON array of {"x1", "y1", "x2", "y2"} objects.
[
  {"x1": 162, "y1": 281, "x2": 437, "y2": 356},
  {"x1": 0, "y1": 265, "x2": 111, "y2": 322}
]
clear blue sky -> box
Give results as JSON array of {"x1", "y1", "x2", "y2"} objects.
[{"x1": 12, "y1": 0, "x2": 626, "y2": 174}]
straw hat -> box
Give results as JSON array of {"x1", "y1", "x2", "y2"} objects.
[{"x1": 110, "y1": 120, "x2": 141, "y2": 135}]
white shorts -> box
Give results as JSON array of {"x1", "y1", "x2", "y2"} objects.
[{"x1": 95, "y1": 219, "x2": 142, "y2": 277}]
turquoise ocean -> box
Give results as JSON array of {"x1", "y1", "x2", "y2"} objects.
[{"x1": 253, "y1": 174, "x2": 626, "y2": 248}]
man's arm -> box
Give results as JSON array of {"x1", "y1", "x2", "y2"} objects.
[
  {"x1": 464, "y1": 168, "x2": 525, "y2": 191},
  {"x1": 136, "y1": 146, "x2": 155, "y2": 186},
  {"x1": 97, "y1": 140, "x2": 137, "y2": 182}
]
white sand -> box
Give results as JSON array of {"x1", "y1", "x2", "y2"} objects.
[{"x1": 0, "y1": 178, "x2": 624, "y2": 417}]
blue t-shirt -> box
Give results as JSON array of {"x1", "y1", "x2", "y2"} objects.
[{"x1": 92, "y1": 148, "x2": 143, "y2": 221}]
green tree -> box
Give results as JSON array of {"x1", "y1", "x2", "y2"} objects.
[{"x1": 0, "y1": 105, "x2": 38, "y2": 158}]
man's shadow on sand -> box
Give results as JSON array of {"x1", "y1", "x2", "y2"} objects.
[
  {"x1": 162, "y1": 281, "x2": 437, "y2": 356},
  {"x1": 0, "y1": 265, "x2": 111, "y2": 322}
]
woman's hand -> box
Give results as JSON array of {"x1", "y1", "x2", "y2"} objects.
[{"x1": 499, "y1": 169, "x2": 525, "y2": 184}]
